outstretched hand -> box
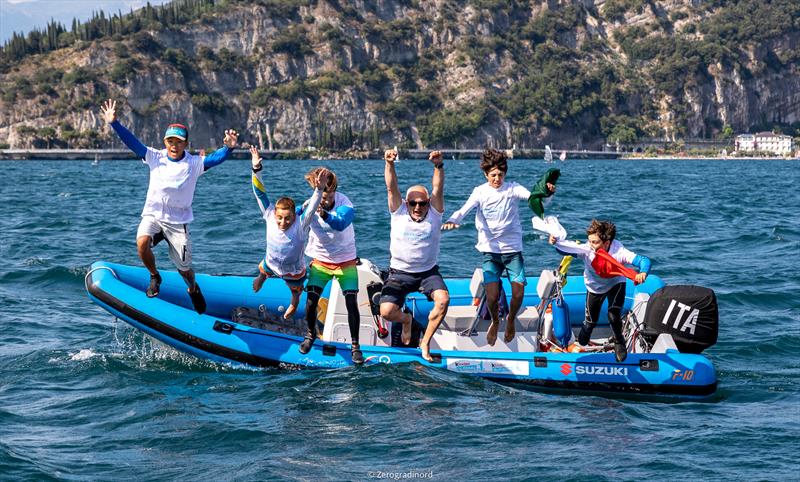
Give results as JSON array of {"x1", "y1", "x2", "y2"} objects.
[
  {"x1": 249, "y1": 146, "x2": 261, "y2": 169},
  {"x1": 384, "y1": 148, "x2": 398, "y2": 163},
  {"x1": 314, "y1": 168, "x2": 331, "y2": 190},
  {"x1": 441, "y1": 222, "x2": 460, "y2": 231},
  {"x1": 223, "y1": 129, "x2": 239, "y2": 148},
  {"x1": 635, "y1": 272, "x2": 648, "y2": 284},
  {"x1": 100, "y1": 99, "x2": 117, "y2": 124}
]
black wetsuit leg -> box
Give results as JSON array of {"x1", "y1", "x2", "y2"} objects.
[
  {"x1": 580, "y1": 282, "x2": 627, "y2": 344},
  {"x1": 305, "y1": 286, "x2": 323, "y2": 335},
  {"x1": 344, "y1": 290, "x2": 360, "y2": 345},
  {"x1": 580, "y1": 290, "x2": 605, "y2": 344},
  {"x1": 606, "y1": 282, "x2": 627, "y2": 343}
]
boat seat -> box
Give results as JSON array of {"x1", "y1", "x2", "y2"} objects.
[
  {"x1": 516, "y1": 306, "x2": 539, "y2": 328},
  {"x1": 440, "y1": 305, "x2": 479, "y2": 331},
  {"x1": 440, "y1": 268, "x2": 484, "y2": 333},
  {"x1": 440, "y1": 268, "x2": 540, "y2": 333}
]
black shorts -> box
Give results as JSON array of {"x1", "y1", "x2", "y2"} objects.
[{"x1": 379, "y1": 266, "x2": 448, "y2": 307}]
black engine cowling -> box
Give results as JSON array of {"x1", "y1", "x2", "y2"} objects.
[{"x1": 643, "y1": 285, "x2": 719, "y2": 354}]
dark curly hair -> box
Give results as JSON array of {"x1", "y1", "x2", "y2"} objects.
[
  {"x1": 480, "y1": 148, "x2": 508, "y2": 174},
  {"x1": 587, "y1": 219, "x2": 616, "y2": 242}
]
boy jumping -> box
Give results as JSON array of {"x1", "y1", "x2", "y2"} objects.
[
  {"x1": 100, "y1": 99, "x2": 238, "y2": 314},
  {"x1": 250, "y1": 147, "x2": 329, "y2": 321},
  {"x1": 549, "y1": 219, "x2": 651, "y2": 361},
  {"x1": 443, "y1": 149, "x2": 548, "y2": 345}
]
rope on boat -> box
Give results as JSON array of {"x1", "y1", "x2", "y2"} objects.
[{"x1": 84, "y1": 265, "x2": 119, "y2": 291}]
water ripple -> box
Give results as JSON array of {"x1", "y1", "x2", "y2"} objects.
[{"x1": 1, "y1": 158, "x2": 798, "y2": 479}]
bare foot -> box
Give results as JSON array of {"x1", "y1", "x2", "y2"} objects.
[
  {"x1": 487, "y1": 320, "x2": 499, "y2": 346},
  {"x1": 419, "y1": 338, "x2": 433, "y2": 362},
  {"x1": 283, "y1": 302, "x2": 297, "y2": 320},
  {"x1": 252, "y1": 273, "x2": 266, "y2": 292},
  {"x1": 504, "y1": 319, "x2": 516, "y2": 343},
  {"x1": 401, "y1": 319, "x2": 412, "y2": 345}
]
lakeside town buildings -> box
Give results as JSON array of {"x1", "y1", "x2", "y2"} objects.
[{"x1": 735, "y1": 132, "x2": 795, "y2": 155}]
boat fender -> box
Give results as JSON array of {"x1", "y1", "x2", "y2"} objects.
[{"x1": 552, "y1": 297, "x2": 571, "y2": 347}]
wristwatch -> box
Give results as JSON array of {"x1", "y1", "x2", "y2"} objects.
[{"x1": 252, "y1": 163, "x2": 263, "y2": 173}]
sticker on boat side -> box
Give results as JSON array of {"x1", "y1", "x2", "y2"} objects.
[
  {"x1": 561, "y1": 364, "x2": 629, "y2": 377},
  {"x1": 446, "y1": 358, "x2": 530, "y2": 376},
  {"x1": 364, "y1": 355, "x2": 391, "y2": 365}
]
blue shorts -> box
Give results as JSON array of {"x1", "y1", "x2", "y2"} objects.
[
  {"x1": 379, "y1": 266, "x2": 448, "y2": 307},
  {"x1": 481, "y1": 252, "x2": 526, "y2": 285}
]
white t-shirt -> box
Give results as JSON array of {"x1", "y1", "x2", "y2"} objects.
[
  {"x1": 389, "y1": 202, "x2": 443, "y2": 273},
  {"x1": 263, "y1": 189, "x2": 322, "y2": 277},
  {"x1": 141, "y1": 148, "x2": 205, "y2": 224},
  {"x1": 554, "y1": 239, "x2": 638, "y2": 294},
  {"x1": 305, "y1": 192, "x2": 358, "y2": 264},
  {"x1": 446, "y1": 181, "x2": 531, "y2": 253}
]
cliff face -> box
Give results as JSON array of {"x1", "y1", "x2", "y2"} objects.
[{"x1": 1, "y1": 0, "x2": 798, "y2": 150}]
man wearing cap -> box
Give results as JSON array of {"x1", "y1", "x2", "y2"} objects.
[
  {"x1": 379, "y1": 148, "x2": 450, "y2": 362},
  {"x1": 100, "y1": 99, "x2": 238, "y2": 314}
]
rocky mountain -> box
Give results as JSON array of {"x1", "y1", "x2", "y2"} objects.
[{"x1": 1, "y1": 0, "x2": 798, "y2": 151}]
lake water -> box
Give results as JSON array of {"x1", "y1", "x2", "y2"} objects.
[{"x1": 0, "y1": 158, "x2": 798, "y2": 480}]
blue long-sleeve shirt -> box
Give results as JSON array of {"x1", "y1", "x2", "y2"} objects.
[
  {"x1": 109, "y1": 120, "x2": 230, "y2": 170},
  {"x1": 297, "y1": 204, "x2": 355, "y2": 232},
  {"x1": 321, "y1": 205, "x2": 355, "y2": 231}
]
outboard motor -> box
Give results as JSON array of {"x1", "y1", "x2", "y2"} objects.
[
  {"x1": 366, "y1": 281, "x2": 389, "y2": 339},
  {"x1": 366, "y1": 281, "x2": 383, "y2": 317},
  {"x1": 643, "y1": 285, "x2": 718, "y2": 353}
]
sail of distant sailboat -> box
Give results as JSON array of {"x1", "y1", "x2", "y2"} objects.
[
  {"x1": 559, "y1": 150, "x2": 567, "y2": 162},
  {"x1": 544, "y1": 145, "x2": 553, "y2": 163}
]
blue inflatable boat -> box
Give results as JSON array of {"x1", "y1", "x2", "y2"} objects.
[{"x1": 85, "y1": 259, "x2": 718, "y2": 400}]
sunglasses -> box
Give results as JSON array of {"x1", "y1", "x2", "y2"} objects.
[{"x1": 407, "y1": 199, "x2": 429, "y2": 208}]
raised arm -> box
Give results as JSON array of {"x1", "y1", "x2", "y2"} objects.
[
  {"x1": 203, "y1": 129, "x2": 238, "y2": 171},
  {"x1": 384, "y1": 148, "x2": 402, "y2": 212},
  {"x1": 249, "y1": 146, "x2": 270, "y2": 214},
  {"x1": 299, "y1": 169, "x2": 330, "y2": 230},
  {"x1": 429, "y1": 150, "x2": 444, "y2": 213},
  {"x1": 101, "y1": 99, "x2": 147, "y2": 158},
  {"x1": 528, "y1": 168, "x2": 560, "y2": 218}
]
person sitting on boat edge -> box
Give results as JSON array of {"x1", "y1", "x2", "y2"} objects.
[
  {"x1": 99, "y1": 99, "x2": 238, "y2": 314},
  {"x1": 250, "y1": 146, "x2": 330, "y2": 321},
  {"x1": 380, "y1": 149, "x2": 450, "y2": 362},
  {"x1": 548, "y1": 219, "x2": 651, "y2": 362},
  {"x1": 298, "y1": 166, "x2": 364, "y2": 365},
  {"x1": 442, "y1": 148, "x2": 543, "y2": 346}
]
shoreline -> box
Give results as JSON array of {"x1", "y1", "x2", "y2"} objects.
[
  {"x1": 621, "y1": 154, "x2": 798, "y2": 160},
  {"x1": 1, "y1": 149, "x2": 795, "y2": 161},
  {"x1": 0, "y1": 148, "x2": 622, "y2": 161}
]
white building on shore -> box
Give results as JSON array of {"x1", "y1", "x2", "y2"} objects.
[{"x1": 735, "y1": 132, "x2": 795, "y2": 155}]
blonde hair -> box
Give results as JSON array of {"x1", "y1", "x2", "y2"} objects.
[
  {"x1": 305, "y1": 167, "x2": 338, "y2": 192},
  {"x1": 275, "y1": 197, "x2": 296, "y2": 212}
]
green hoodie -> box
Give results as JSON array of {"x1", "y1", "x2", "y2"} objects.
[{"x1": 528, "y1": 167, "x2": 560, "y2": 218}]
